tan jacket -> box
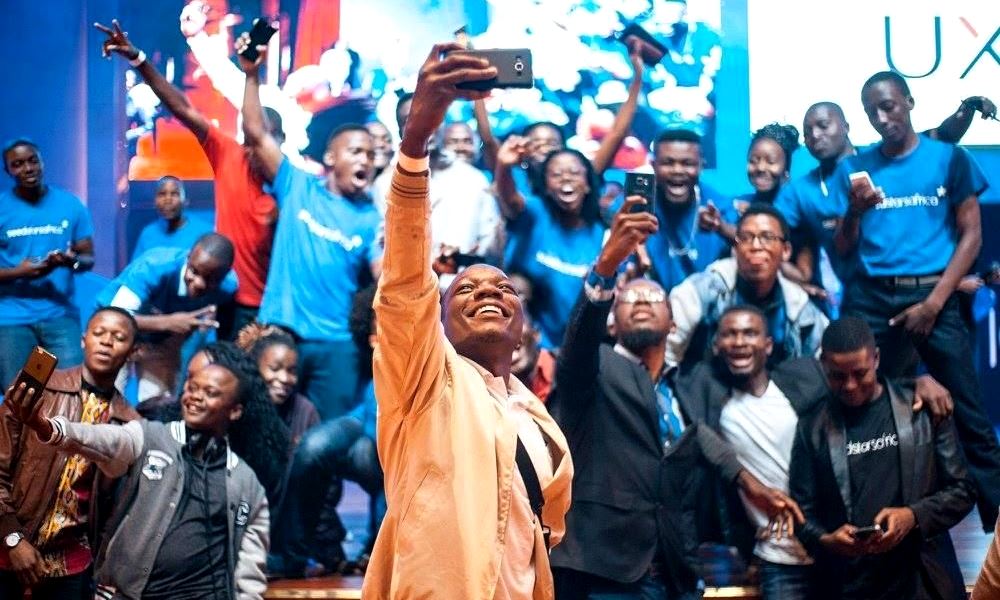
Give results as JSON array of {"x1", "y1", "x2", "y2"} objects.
[
  {"x1": 363, "y1": 164, "x2": 573, "y2": 599},
  {"x1": 972, "y1": 515, "x2": 1000, "y2": 599},
  {"x1": 0, "y1": 367, "x2": 139, "y2": 546}
]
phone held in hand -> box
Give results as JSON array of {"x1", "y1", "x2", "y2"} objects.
[
  {"x1": 624, "y1": 172, "x2": 656, "y2": 213},
  {"x1": 13, "y1": 346, "x2": 58, "y2": 399},
  {"x1": 618, "y1": 23, "x2": 667, "y2": 66},
  {"x1": 854, "y1": 524, "x2": 882, "y2": 540},
  {"x1": 240, "y1": 17, "x2": 278, "y2": 62},
  {"x1": 848, "y1": 171, "x2": 875, "y2": 193},
  {"x1": 451, "y1": 49, "x2": 534, "y2": 91}
]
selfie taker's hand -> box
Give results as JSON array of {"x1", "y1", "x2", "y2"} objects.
[
  {"x1": 401, "y1": 43, "x2": 496, "y2": 157},
  {"x1": 94, "y1": 19, "x2": 140, "y2": 61},
  {"x1": 235, "y1": 32, "x2": 266, "y2": 74},
  {"x1": 9, "y1": 538, "x2": 45, "y2": 587},
  {"x1": 867, "y1": 507, "x2": 916, "y2": 554},
  {"x1": 848, "y1": 179, "x2": 883, "y2": 216},
  {"x1": 594, "y1": 196, "x2": 659, "y2": 277},
  {"x1": 3, "y1": 383, "x2": 52, "y2": 440}
]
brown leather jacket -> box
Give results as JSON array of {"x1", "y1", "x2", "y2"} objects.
[{"x1": 0, "y1": 366, "x2": 139, "y2": 548}]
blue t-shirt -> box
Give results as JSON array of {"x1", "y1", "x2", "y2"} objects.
[
  {"x1": 775, "y1": 169, "x2": 857, "y2": 285},
  {"x1": 0, "y1": 186, "x2": 94, "y2": 326},
  {"x1": 830, "y1": 136, "x2": 988, "y2": 277},
  {"x1": 132, "y1": 216, "x2": 214, "y2": 260},
  {"x1": 258, "y1": 159, "x2": 380, "y2": 342},
  {"x1": 505, "y1": 194, "x2": 606, "y2": 348},
  {"x1": 349, "y1": 379, "x2": 377, "y2": 441},
  {"x1": 609, "y1": 183, "x2": 736, "y2": 292},
  {"x1": 96, "y1": 247, "x2": 238, "y2": 317}
]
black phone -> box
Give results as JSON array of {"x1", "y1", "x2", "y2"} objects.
[
  {"x1": 854, "y1": 524, "x2": 882, "y2": 540},
  {"x1": 12, "y1": 346, "x2": 58, "y2": 399},
  {"x1": 453, "y1": 252, "x2": 487, "y2": 268},
  {"x1": 240, "y1": 18, "x2": 278, "y2": 62},
  {"x1": 451, "y1": 49, "x2": 533, "y2": 91},
  {"x1": 624, "y1": 172, "x2": 656, "y2": 213},
  {"x1": 618, "y1": 23, "x2": 667, "y2": 66}
]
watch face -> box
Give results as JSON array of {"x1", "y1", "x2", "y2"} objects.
[{"x1": 4, "y1": 532, "x2": 20, "y2": 547}]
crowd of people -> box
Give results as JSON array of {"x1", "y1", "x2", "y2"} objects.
[{"x1": 1, "y1": 16, "x2": 999, "y2": 600}]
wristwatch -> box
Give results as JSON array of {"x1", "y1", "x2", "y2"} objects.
[{"x1": 4, "y1": 532, "x2": 23, "y2": 548}]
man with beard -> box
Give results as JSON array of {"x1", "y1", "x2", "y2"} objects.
[
  {"x1": 239, "y1": 41, "x2": 380, "y2": 420},
  {"x1": 363, "y1": 44, "x2": 573, "y2": 599},
  {"x1": 668, "y1": 203, "x2": 828, "y2": 370},
  {"x1": 0, "y1": 140, "x2": 95, "y2": 386},
  {"x1": 609, "y1": 129, "x2": 737, "y2": 291},
  {"x1": 549, "y1": 197, "x2": 801, "y2": 599}
]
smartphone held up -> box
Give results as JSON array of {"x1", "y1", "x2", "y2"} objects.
[
  {"x1": 624, "y1": 172, "x2": 656, "y2": 213},
  {"x1": 239, "y1": 17, "x2": 278, "y2": 62},
  {"x1": 449, "y1": 48, "x2": 534, "y2": 91}
]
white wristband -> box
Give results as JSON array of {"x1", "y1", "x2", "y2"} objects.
[
  {"x1": 128, "y1": 50, "x2": 147, "y2": 67},
  {"x1": 397, "y1": 152, "x2": 430, "y2": 174}
]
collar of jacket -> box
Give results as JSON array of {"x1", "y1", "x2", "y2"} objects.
[
  {"x1": 167, "y1": 421, "x2": 240, "y2": 470},
  {"x1": 703, "y1": 257, "x2": 818, "y2": 326}
]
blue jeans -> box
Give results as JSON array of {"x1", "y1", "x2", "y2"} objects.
[
  {"x1": 273, "y1": 416, "x2": 384, "y2": 567},
  {"x1": 843, "y1": 279, "x2": 1000, "y2": 529},
  {"x1": 0, "y1": 315, "x2": 82, "y2": 388},
  {"x1": 298, "y1": 339, "x2": 359, "y2": 420},
  {"x1": 758, "y1": 561, "x2": 814, "y2": 600}
]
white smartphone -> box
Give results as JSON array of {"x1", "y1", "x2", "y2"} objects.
[{"x1": 849, "y1": 171, "x2": 875, "y2": 192}]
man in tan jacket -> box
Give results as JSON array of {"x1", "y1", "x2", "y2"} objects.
[{"x1": 363, "y1": 44, "x2": 573, "y2": 600}]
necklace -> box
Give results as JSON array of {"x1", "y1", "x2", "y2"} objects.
[{"x1": 666, "y1": 185, "x2": 701, "y2": 261}]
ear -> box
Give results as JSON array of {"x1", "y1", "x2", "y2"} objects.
[
  {"x1": 906, "y1": 95, "x2": 915, "y2": 111},
  {"x1": 323, "y1": 150, "x2": 335, "y2": 168},
  {"x1": 229, "y1": 402, "x2": 244, "y2": 424},
  {"x1": 764, "y1": 335, "x2": 774, "y2": 357},
  {"x1": 872, "y1": 347, "x2": 880, "y2": 372}
]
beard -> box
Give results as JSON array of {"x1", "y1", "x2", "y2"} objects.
[{"x1": 619, "y1": 328, "x2": 667, "y2": 354}]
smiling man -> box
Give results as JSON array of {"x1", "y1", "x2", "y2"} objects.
[
  {"x1": 668, "y1": 203, "x2": 828, "y2": 370},
  {"x1": 0, "y1": 307, "x2": 139, "y2": 599},
  {"x1": 364, "y1": 44, "x2": 573, "y2": 599}
]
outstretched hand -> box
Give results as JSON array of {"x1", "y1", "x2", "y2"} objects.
[
  {"x1": 400, "y1": 43, "x2": 497, "y2": 157},
  {"x1": 594, "y1": 196, "x2": 659, "y2": 277},
  {"x1": 234, "y1": 32, "x2": 267, "y2": 74},
  {"x1": 3, "y1": 383, "x2": 52, "y2": 440},
  {"x1": 95, "y1": 19, "x2": 140, "y2": 61}
]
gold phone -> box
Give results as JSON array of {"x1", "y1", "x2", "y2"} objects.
[{"x1": 12, "y1": 346, "x2": 58, "y2": 398}]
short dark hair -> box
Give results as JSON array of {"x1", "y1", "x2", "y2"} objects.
[
  {"x1": 805, "y1": 101, "x2": 847, "y2": 124},
  {"x1": 349, "y1": 284, "x2": 378, "y2": 381},
  {"x1": 655, "y1": 128, "x2": 702, "y2": 147},
  {"x1": 324, "y1": 123, "x2": 372, "y2": 153},
  {"x1": 194, "y1": 233, "x2": 235, "y2": 269},
  {"x1": 718, "y1": 304, "x2": 769, "y2": 336},
  {"x1": 749, "y1": 123, "x2": 800, "y2": 171},
  {"x1": 862, "y1": 71, "x2": 911, "y2": 98},
  {"x1": 156, "y1": 175, "x2": 186, "y2": 197},
  {"x1": 821, "y1": 316, "x2": 876, "y2": 354},
  {"x1": 737, "y1": 202, "x2": 791, "y2": 241},
  {"x1": 262, "y1": 107, "x2": 285, "y2": 143},
  {"x1": 88, "y1": 306, "x2": 139, "y2": 339},
  {"x1": 2, "y1": 138, "x2": 39, "y2": 166},
  {"x1": 522, "y1": 121, "x2": 565, "y2": 143}
]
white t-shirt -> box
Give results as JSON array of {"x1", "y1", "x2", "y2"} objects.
[{"x1": 719, "y1": 380, "x2": 812, "y2": 565}]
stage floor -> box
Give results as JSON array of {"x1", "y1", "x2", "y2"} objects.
[{"x1": 264, "y1": 482, "x2": 994, "y2": 599}]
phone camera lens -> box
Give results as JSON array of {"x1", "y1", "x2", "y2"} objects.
[{"x1": 514, "y1": 58, "x2": 524, "y2": 74}]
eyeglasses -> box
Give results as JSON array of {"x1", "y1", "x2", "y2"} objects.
[
  {"x1": 619, "y1": 288, "x2": 667, "y2": 304},
  {"x1": 735, "y1": 231, "x2": 785, "y2": 247}
]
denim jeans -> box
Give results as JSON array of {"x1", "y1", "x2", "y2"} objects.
[
  {"x1": 758, "y1": 561, "x2": 814, "y2": 600},
  {"x1": 298, "y1": 339, "x2": 359, "y2": 420},
  {"x1": 554, "y1": 567, "x2": 701, "y2": 600},
  {"x1": 0, "y1": 568, "x2": 91, "y2": 600},
  {"x1": 0, "y1": 315, "x2": 82, "y2": 388},
  {"x1": 273, "y1": 416, "x2": 384, "y2": 567},
  {"x1": 843, "y1": 279, "x2": 1000, "y2": 529}
]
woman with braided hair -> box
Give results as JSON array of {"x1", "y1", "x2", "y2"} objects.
[{"x1": 736, "y1": 122, "x2": 801, "y2": 210}]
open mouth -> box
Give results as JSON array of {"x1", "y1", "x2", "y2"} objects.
[
  {"x1": 468, "y1": 302, "x2": 509, "y2": 319},
  {"x1": 183, "y1": 401, "x2": 205, "y2": 416},
  {"x1": 350, "y1": 168, "x2": 369, "y2": 188},
  {"x1": 556, "y1": 184, "x2": 579, "y2": 204},
  {"x1": 726, "y1": 352, "x2": 754, "y2": 369}
]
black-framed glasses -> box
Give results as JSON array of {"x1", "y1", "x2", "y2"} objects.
[{"x1": 735, "y1": 231, "x2": 785, "y2": 247}]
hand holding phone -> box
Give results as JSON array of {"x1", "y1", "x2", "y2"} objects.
[
  {"x1": 239, "y1": 18, "x2": 278, "y2": 62},
  {"x1": 848, "y1": 171, "x2": 882, "y2": 214},
  {"x1": 618, "y1": 23, "x2": 667, "y2": 66},
  {"x1": 624, "y1": 172, "x2": 656, "y2": 213},
  {"x1": 451, "y1": 49, "x2": 533, "y2": 91},
  {"x1": 852, "y1": 524, "x2": 882, "y2": 540},
  {"x1": 7, "y1": 346, "x2": 58, "y2": 423}
]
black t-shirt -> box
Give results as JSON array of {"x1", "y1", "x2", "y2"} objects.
[
  {"x1": 143, "y1": 435, "x2": 230, "y2": 600},
  {"x1": 840, "y1": 388, "x2": 919, "y2": 600}
]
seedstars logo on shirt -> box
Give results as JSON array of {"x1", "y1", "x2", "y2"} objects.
[
  {"x1": 846, "y1": 432, "x2": 898, "y2": 456},
  {"x1": 5, "y1": 219, "x2": 70, "y2": 239},
  {"x1": 296, "y1": 209, "x2": 363, "y2": 251}
]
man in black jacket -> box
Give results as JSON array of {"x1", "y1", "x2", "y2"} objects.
[
  {"x1": 789, "y1": 317, "x2": 974, "y2": 600},
  {"x1": 549, "y1": 196, "x2": 799, "y2": 599}
]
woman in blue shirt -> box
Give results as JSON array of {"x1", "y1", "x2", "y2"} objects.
[{"x1": 496, "y1": 143, "x2": 606, "y2": 349}]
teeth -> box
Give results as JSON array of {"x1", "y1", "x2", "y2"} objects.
[
  {"x1": 476, "y1": 306, "x2": 502, "y2": 316},
  {"x1": 560, "y1": 185, "x2": 574, "y2": 194}
]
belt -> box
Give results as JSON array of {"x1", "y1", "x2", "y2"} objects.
[{"x1": 872, "y1": 274, "x2": 942, "y2": 288}]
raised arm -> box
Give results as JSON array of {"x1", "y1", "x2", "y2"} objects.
[
  {"x1": 236, "y1": 37, "x2": 283, "y2": 183},
  {"x1": 374, "y1": 44, "x2": 495, "y2": 417},
  {"x1": 473, "y1": 99, "x2": 500, "y2": 172},
  {"x1": 96, "y1": 20, "x2": 211, "y2": 142},
  {"x1": 833, "y1": 174, "x2": 883, "y2": 257},
  {"x1": 46, "y1": 417, "x2": 144, "y2": 479},
  {"x1": 590, "y1": 46, "x2": 644, "y2": 175},
  {"x1": 926, "y1": 96, "x2": 997, "y2": 143},
  {"x1": 493, "y1": 135, "x2": 531, "y2": 219}
]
